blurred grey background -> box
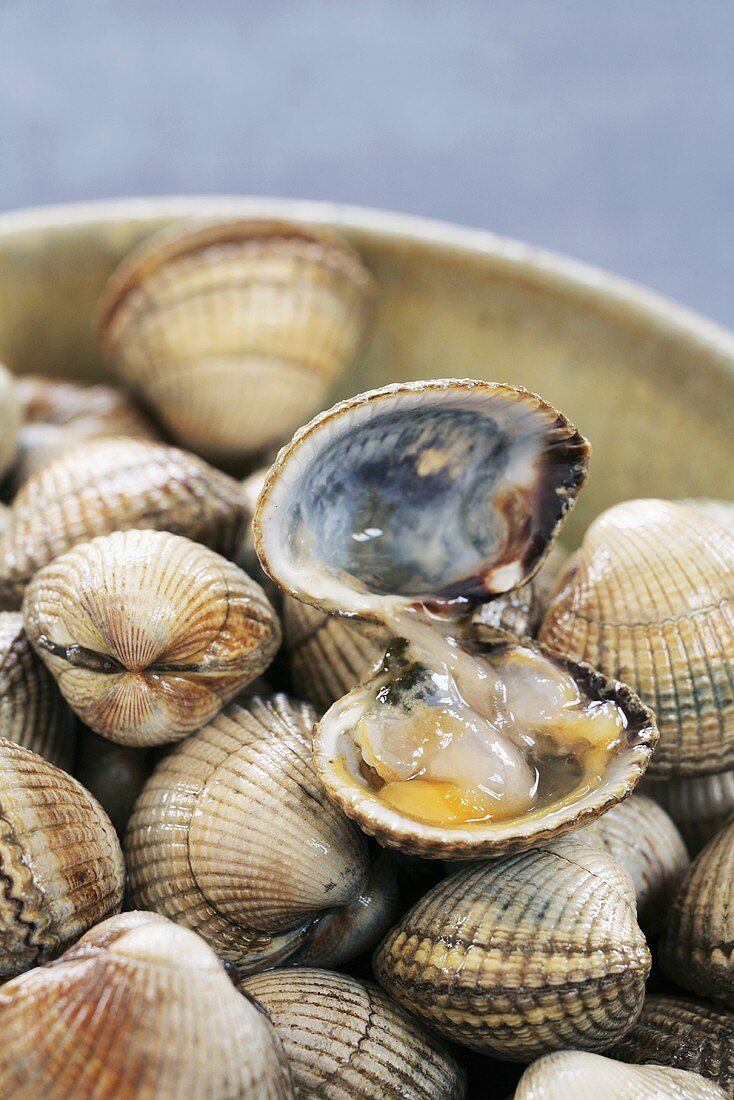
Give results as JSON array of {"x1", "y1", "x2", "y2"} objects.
[{"x1": 0, "y1": 0, "x2": 732, "y2": 326}]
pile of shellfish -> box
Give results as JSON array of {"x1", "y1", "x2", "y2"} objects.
[{"x1": 0, "y1": 217, "x2": 731, "y2": 1099}]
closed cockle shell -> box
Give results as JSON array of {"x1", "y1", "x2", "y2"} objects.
[
  {"x1": 539, "y1": 499, "x2": 734, "y2": 776},
  {"x1": 99, "y1": 219, "x2": 373, "y2": 464},
  {"x1": 0, "y1": 611, "x2": 76, "y2": 769},
  {"x1": 0, "y1": 738, "x2": 124, "y2": 980},
  {"x1": 0, "y1": 911, "x2": 294, "y2": 1100},
  {"x1": 0, "y1": 436, "x2": 249, "y2": 608},
  {"x1": 374, "y1": 836, "x2": 650, "y2": 1060},
  {"x1": 578, "y1": 794, "x2": 689, "y2": 935},
  {"x1": 23, "y1": 529, "x2": 281, "y2": 746},
  {"x1": 125, "y1": 694, "x2": 369, "y2": 975},
  {"x1": 0, "y1": 362, "x2": 21, "y2": 481},
  {"x1": 659, "y1": 817, "x2": 734, "y2": 1008},
  {"x1": 240, "y1": 967, "x2": 466, "y2": 1100},
  {"x1": 643, "y1": 771, "x2": 734, "y2": 855},
  {"x1": 513, "y1": 1051, "x2": 726, "y2": 1099},
  {"x1": 74, "y1": 726, "x2": 151, "y2": 837},
  {"x1": 611, "y1": 995, "x2": 734, "y2": 1098}
]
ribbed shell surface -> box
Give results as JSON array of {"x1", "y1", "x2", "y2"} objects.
[
  {"x1": 0, "y1": 738, "x2": 124, "y2": 979},
  {"x1": 0, "y1": 611, "x2": 76, "y2": 769},
  {"x1": 513, "y1": 1051, "x2": 727, "y2": 1099},
  {"x1": 611, "y1": 995, "x2": 734, "y2": 1098},
  {"x1": 374, "y1": 837, "x2": 651, "y2": 1061},
  {"x1": 643, "y1": 771, "x2": 734, "y2": 855},
  {"x1": 125, "y1": 694, "x2": 369, "y2": 972},
  {"x1": 23, "y1": 529, "x2": 281, "y2": 746},
  {"x1": 578, "y1": 793, "x2": 689, "y2": 934},
  {"x1": 0, "y1": 436, "x2": 248, "y2": 607},
  {"x1": 659, "y1": 818, "x2": 734, "y2": 1008},
  {"x1": 539, "y1": 499, "x2": 734, "y2": 776},
  {"x1": 0, "y1": 362, "x2": 20, "y2": 480},
  {"x1": 99, "y1": 219, "x2": 373, "y2": 462},
  {"x1": 240, "y1": 967, "x2": 466, "y2": 1100},
  {"x1": 0, "y1": 911, "x2": 294, "y2": 1100}
]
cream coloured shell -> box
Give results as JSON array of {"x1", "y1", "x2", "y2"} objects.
[
  {"x1": 0, "y1": 362, "x2": 20, "y2": 481},
  {"x1": 659, "y1": 817, "x2": 734, "y2": 1008},
  {"x1": 374, "y1": 836, "x2": 650, "y2": 1060},
  {"x1": 0, "y1": 611, "x2": 76, "y2": 769},
  {"x1": 513, "y1": 1051, "x2": 726, "y2": 1099},
  {"x1": 23, "y1": 529, "x2": 280, "y2": 746},
  {"x1": 679, "y1": 497, "x2": 734, "y2": 529},
  {"x1": 74, "y1": 727, "x2": 151, "y2": 837},
  {"x1": 125, "y1": 694, "x2": 369, "y2": 974},
  {"x1": 0, "y1": 435, "x2": 249, "y2": 608},
  {"x1": 643, "y1": 771, "x2": 734, "y2": 855},
  {"x1": 0, "y1": 738, "x2": 124, "y2": 979},
  {"x1": 539, "y1": 499, "x2": 734, "y2": 776},
  {"x1": 0, "y1": 911, "x2": 294, "y2": 1100},
  {"x1": 99, "y1": 219, "x2": 373, "y2": 463},
  {"x1": 240, "y1": 967, "x2": 466, "y2": 1100}
]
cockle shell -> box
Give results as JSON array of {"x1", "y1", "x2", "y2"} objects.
[
  {"x1": 99, "y1": 219, "x2": 373, "y2": 464},
  {"x1": 0, "y1": 362, "x2": 20, "y2": 480},
  {"x1": 0, "y1": 738, "x2": 124, "y2": 979},
  {"x1": 659, "y1": 817, "x2": 734, "y2": 1008},
  {"x1": 0, "y1": 611, "x2": 76, "y2": 769},
  {"x1": 0, "y1": 435, "x2": 249, "y2": 608},
  {"x1": 374, "y1": 836, "x2": 650, "y2": 1060},
  {"x1": 240, "y1": 967, "x2": 466, "y2": 1100},
  {"x1": 291, "y1": 851, "x2": 400, "y2": 969},
  {"x1": 513, "y1": 1051, "x2": 726, "y2": 1099},
  {"x1": 578, "y1": 793, "x2": 689, "y2": 935},
  {"x1": 643, "y1": 770, "x2": 734, "y2": 855},
  {"x1": 23, "y1": 529, "x2": 281, "y2": 746},
  {"x1": 12, "y1": 374, "x2": 157, "y2": 486},
  {"x1": 611, "y1": 995, "x2": 734, "y2": 1098},
  {"x1": 539, "y1": 499, "x2": 734, "y2": 776},
  {"x1": 0, "y1": 911, "x2": 294, "y2": 1100},
  {"x1": 125, "y1": 694, "x2": 369, "y2": 974},
  {"x1": 74, "y1": 726, "x2": 151, "y2": 837}
]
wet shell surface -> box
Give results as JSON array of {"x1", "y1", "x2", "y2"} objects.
[
  {"x1": 22, "y1": 529, "x2": 280, "y2": 746},
  {"x1": 659, "y1": 817, "x2": 734, "y2": 1008},
  {"x1": 643, "y1": 770, "x2": 734, "y2": 855},
  {"x1": 0, "y1": 738, "x2": 124, "y2": 979},
  {"x1": 0, "y1": 361, "x2": 21, "y2": 480},
  {"x1": 99, "y1": 218, "x2": 373, "y2": 463},
  {"x1": 611, "y1": 995, "x2": 734, "y2": 1098},
  {"x1": 539, "y1": 499, "x2": 734, "y2": 777},
  {"x1": 74, "y1": 726, "x2": 151, "y2": 837},
  {"x1": 12, "y1": 374, "x2": 157, "y2": 486},
  {"x1": 512, "y1": 1051, "x2": 726, "y2": 1099},
  {"x1": 472, "y1": 541, "x2": 571, "y2": 638},
  {"x1": 125, "y1": 693, "x2": 369, "y2": 974},
  {"x1": 0, "y1": 611, "x2": 76, "y2": 769},
  {"x1": 240, "y1": 967, "x2": 466, "y2": 1100},
  {"x1": 255, "y1": 379, "x2": 590, "y2": 616},
  {"x1": 374, "y1": 836, "x2": 651, "y2": 1060},
  {"x1": 0, "y1": 911, "x2": 294, "y2": 1100},
  {"x1": 577, "y1": 793, "x2": 689, "y2": 935}
]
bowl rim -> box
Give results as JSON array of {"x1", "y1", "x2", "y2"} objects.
[{"x1": 0, "y1": 194, "x2": 733, "y2": 365}]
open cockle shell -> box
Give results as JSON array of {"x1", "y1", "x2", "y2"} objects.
[
  {"x1": 254, "y1": 379, "x2": 590, "y2": 617},
  {"x1": 0, "y1": 911, "x2": 294, "y2": 1100},
  {"x1": 23, "y1": 529, "x2": 281, "y2": 746},
  {"x1": 0, "y1": 738, "x2": 124, "y2": 980},
  {"x1": 125, "y1": 694, "x2": 369, "y2": 975},
  {"x1": 99, "y1": 218, "x2": 373, "y2": 464},
  {"x1": 513, "y1": 1051, "x2": 726, "y2": 1100},
  {"x1": 315, "y1": 634, "x2": 657, "y2": 859}
]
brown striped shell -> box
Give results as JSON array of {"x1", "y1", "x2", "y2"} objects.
[
  {"x1": 539, "y1": 499, "x2": 734, "y2": 777},
  {"x1": 513, "y1": 1051, "x2": 726, "y2": 1099},
  {"x1": 374, "y1": 836, "x2": 650, "y2": 1060},
  {"x1": 99, "y1": 219, "x2": 373, "y2": 464},
  {"x1": 12, "y1": 374, "x2": 157, "y2": 486},
  {"x1": 0, "y1": 435, "x2": 248, "y2": 609},
  {"x1": 0, "y1": 611, "x2": 76, "y2": 769},
  {"x1": 0, "y1": 738, "x2": 124, "y2": 980},
  {"x1": 577, "y1": 793, "x2": 689, "y2": 935},
  {"x1": 643, "y1": 771, "x2": 734, "y2": 855},
  {"x1": 240, "y1": 967, "x2": 466, "y2": 1100},
  {"x1": 0, "y1": 362, "x2": 20, "y2": 481},
  {"x1": 74, "y1": 726, "x2": 151, "y2": 837},
  {"x1": 0, "y1": 911, "x2": 294, "y2": 1100},
  {"x1": 659, "y1": 817, "x2": 734, "y2": 1008},
  {"x1": 125, "y1": 694, "x2": 369, "y2": 975},
  {"x1": 611, "y1": 995, "x2": 734, "y2": 1098},
  {"x1": 22, "y1": 529, "x2": 280, "y2": 746}
]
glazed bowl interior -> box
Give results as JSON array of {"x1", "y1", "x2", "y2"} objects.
[{"x1": 1, "y1": 196, "x2": 733, "y2": 543}]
